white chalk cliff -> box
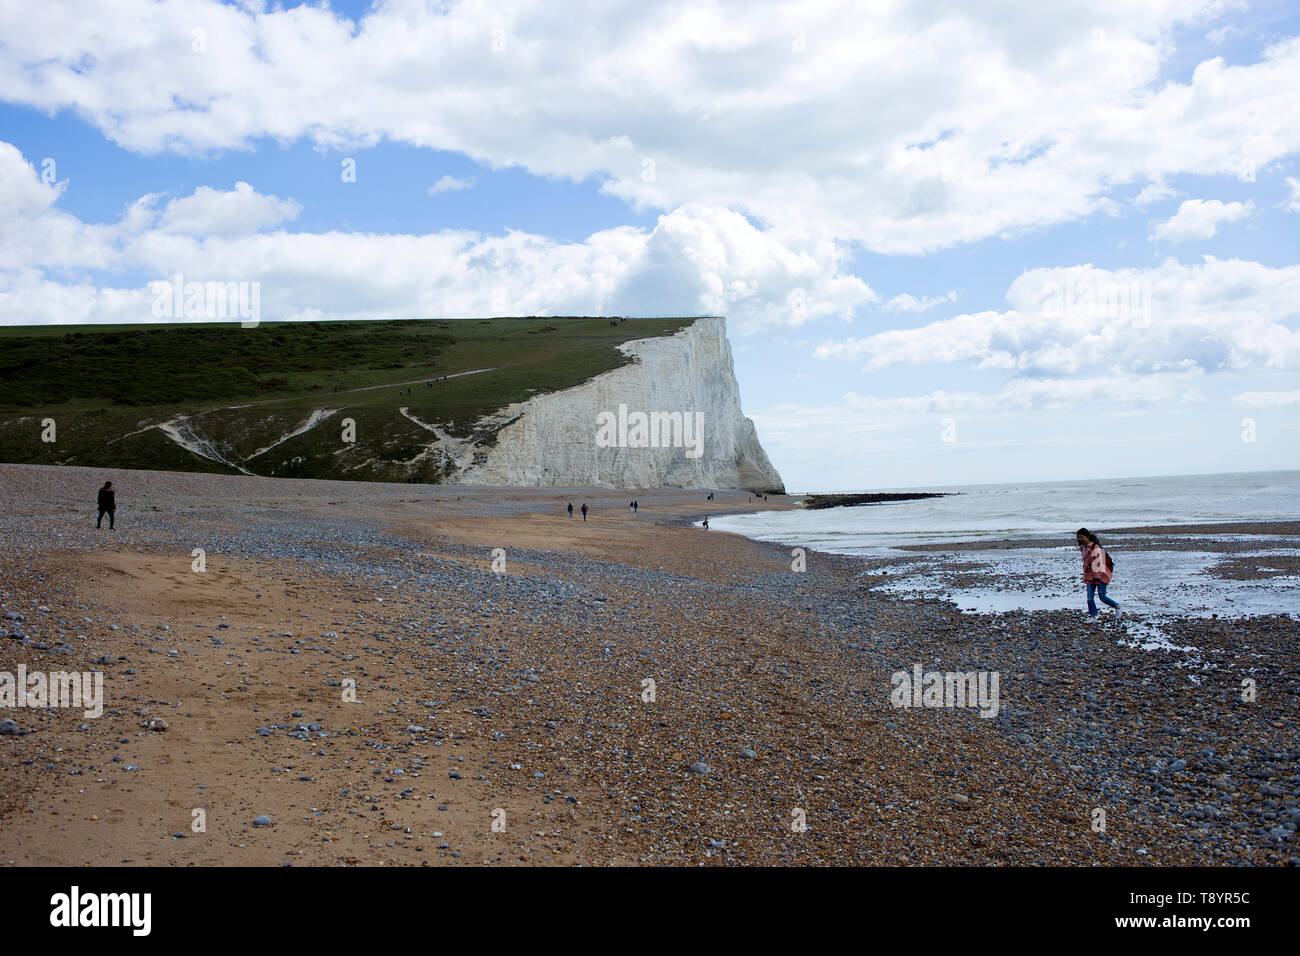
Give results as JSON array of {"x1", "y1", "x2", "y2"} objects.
[{"x1": 452, "y1": 317, "x2": 784, "y2": 490}]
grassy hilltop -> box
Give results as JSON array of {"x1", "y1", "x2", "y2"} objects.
[{"x1": 0, "y1": 316, "x2": 696, "y2": 482}]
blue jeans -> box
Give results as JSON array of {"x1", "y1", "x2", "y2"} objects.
[{"x1": 1087, "y1": 581, "x2": 1119, "y2": 616}]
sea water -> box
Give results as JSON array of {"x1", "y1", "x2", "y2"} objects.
[{"x1": 711, "y1": 470, "x2": 1300, "y2": 620}]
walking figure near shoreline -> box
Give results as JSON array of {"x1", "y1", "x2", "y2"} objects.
[
  {"x1": 581, "y1": 503, "x2": 588, "y2": 521},
  {"x1": 1077, "y1": 527, "x2": 1120, "y2": 619},
  {"x1": 96, "y1": 481, "x2": 116, "y2": 530}
]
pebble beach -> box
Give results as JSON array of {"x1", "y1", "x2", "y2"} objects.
[{"x1": 1, "y1": 462, "x2": 1297, "y2": 866}]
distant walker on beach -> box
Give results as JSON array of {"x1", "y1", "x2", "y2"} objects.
[
  {"x1": 1077, "y1": 527, "x2": 1120, "y2": 619},
  {"x1": 97, "y1": 481, "x2": 116, "y2": 530}
]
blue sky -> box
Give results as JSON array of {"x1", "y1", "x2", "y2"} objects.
[{"x1": 1, "y1": 0, "x2": 1298, "y2": 491}]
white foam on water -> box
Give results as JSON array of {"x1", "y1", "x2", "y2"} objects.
[{"x1": 1117, "y1": 618, "x2": 1199, "y2": 654}]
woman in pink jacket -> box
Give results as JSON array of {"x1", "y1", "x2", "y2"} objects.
[{"x1": 1076, "y1": 527, "x2": 1121, "y2": 619}]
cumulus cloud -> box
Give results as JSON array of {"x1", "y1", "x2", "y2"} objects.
[
  {"x1": 1150, "y1": 198, "x2": 1252, "y2": 243},
  {"x1": 0, "y1": 146, "x2": 125, "y2": 271},
  {"x1": 814, "y1": 258, "x2": 1300, "y2": 375},
  {"x1": 158, "y1": 182, "x2": 301, "y2": 236},
  {"x1": 607, "y1": 205, "x2": 875, "y2": 326},
  {"x1": 0, "y1": 141, "x2": 63, "y2": 217},
  {"x1": 2, "y1": 1, "x2": 1298, "y2": 253},
  {"x1": 0, "y1": 143, "x2": 873, "y2": 329},
  {"x1": 428, "y1": 175, "x2": 476, "y2": 195}
]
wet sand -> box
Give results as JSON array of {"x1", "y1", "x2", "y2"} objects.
[{"x1": 896, "y1": 522, "x2": 1300, "y2": 581}]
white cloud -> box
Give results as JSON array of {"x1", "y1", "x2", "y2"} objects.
[
  {"x1": 607, "y1": 204, "x2": 876, "y2": 326},
  {"x1": 159, "y1": 182, "x2": 301, "y2": 236},
  {"x1": 1150, "y1": 198, "x2": 1252, "y2": 243},
  {"x1": 884, "y1": 291, "x2": 957, "y2": 313},
  {"x1": 1134, "y1": 178, "x2": 1180, "y2": 206},
  {"x1": 748, "y1": 372, "x2": 1210, "y2": 486},
  {"x1": 814, "y1": 258, "x2": 1300, "y2": 375},
  {"x1": 428, "y1": 175, "x2": 476, "y2": 195},
  {"x1": 0, "y1": 141, "x2": 63, "y2": 217},
  {"x1": 1206, "y1": 24, "x2": 1243, "y2": 45},
  {"x1": 1, "y1": 1, "x2": 1298, "y2": 253},
  {"x1": 0, "y1": 143, "x2": 873, "y2": 329},
  {"x1": 1284, "y1": 176, "x2": 1300, "y2": 212},
  {"x1": 0, "y1": 145, "x2": 123, "y2": 271},
  {"x1": 1231, "y1": 390, "x2": 1300, "y2": 407},
  {"x1": 762, "y1": 373, "x2": 1206, "y2": 427}
]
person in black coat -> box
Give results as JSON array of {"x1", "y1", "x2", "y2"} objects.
[{"x1": 97, "y1": 481, "x2": 116, "y2": 530}]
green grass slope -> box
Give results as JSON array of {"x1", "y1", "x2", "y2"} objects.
[{"x1": 0, "y1": 316, "x2": 697, "y2": 481}]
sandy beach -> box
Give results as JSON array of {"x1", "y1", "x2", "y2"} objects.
[{"x1": 1, "y1": 463, "x2": 1297, "y2": 866}]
